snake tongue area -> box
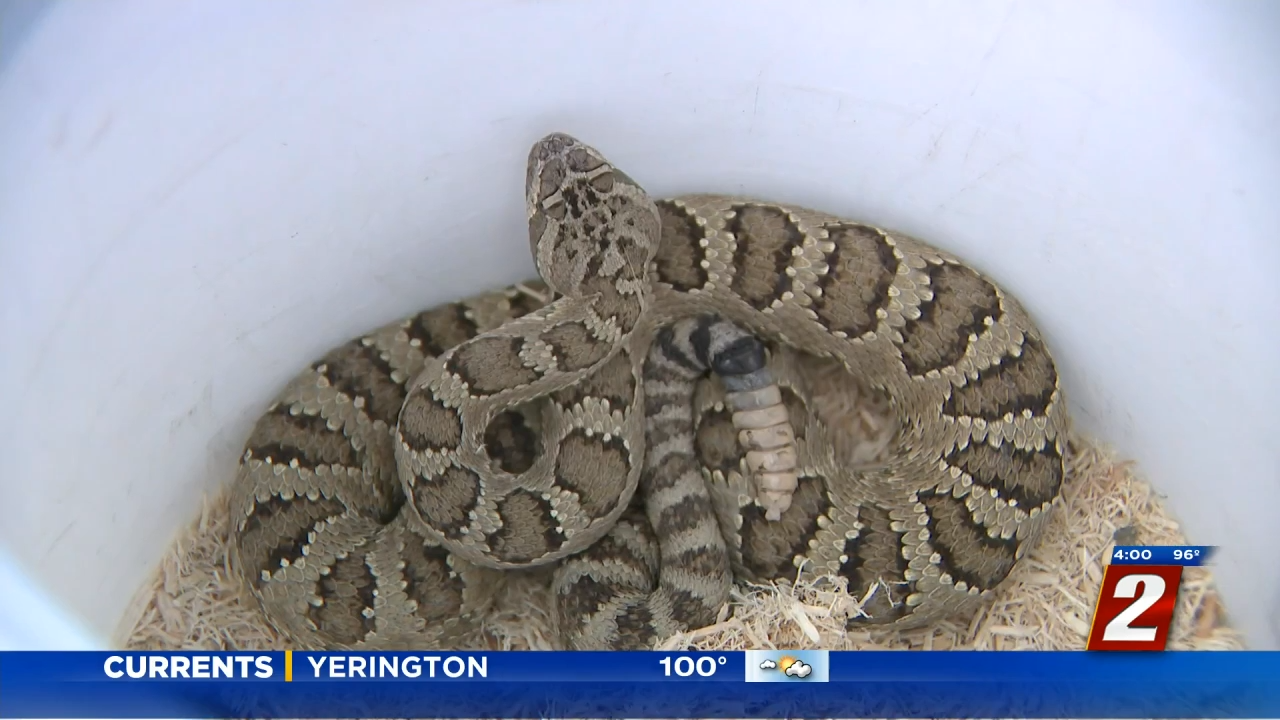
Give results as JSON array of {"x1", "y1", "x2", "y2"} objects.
[{"x1": 229, "y1": 132, "x2": 1071, "y2": 650}]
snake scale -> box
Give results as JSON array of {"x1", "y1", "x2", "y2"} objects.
[{"x1": 229, "y1": 133, "x2": 1071, "y2": 650}]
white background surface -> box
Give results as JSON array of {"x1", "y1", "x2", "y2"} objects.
[{"x1": 1, "y1": 0, "x2": 1277, "y2": 649}]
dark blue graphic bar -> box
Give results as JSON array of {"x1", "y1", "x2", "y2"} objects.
[{"x1": 0, "y1": 650, "x2": 1273, "y2": 718}]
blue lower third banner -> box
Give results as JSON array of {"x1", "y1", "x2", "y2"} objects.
[{"x1": 0, "y1": 650, "x2": 1276, "y2": 718}]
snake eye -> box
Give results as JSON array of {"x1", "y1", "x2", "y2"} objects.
[{"x1": 589, "y1": 170, "x2": 615, "y2": 193}]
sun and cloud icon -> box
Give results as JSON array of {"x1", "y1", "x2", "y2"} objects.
[
  {"x1": 745, "y1": 650, "x2": 828, "y2": 683},
  {"x1": 752, "y1": 654, "x2": 816, "y2": 680}
]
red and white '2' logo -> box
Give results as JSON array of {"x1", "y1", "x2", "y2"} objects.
[{"x1": 1086, "y1": 564, "x2": 1183, "y2": 651}]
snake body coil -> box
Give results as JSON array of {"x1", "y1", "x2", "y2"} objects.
[{"x1": 230, "y1": 133, "x2": 1071, "y2": 650}]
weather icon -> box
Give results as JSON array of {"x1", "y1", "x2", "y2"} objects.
[
  {"x1": 745, "y1": 650, "x2": 828, "y2": 683},
  {"x1": 784, "y1": 659, "x2": 812, "y2": 678},
  {"x1": 757, "y1": 655, "x2": 812, "y2": 678}
]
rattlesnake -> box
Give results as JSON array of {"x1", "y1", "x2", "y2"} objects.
[{"x1": 229, "y1": 132, "x2": 1071, "y2": 650}]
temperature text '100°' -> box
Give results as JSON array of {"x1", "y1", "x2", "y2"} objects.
[{"x1": 658, "y1": 656, "x2": 726, "y2": 677}]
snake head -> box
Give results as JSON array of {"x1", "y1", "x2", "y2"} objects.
[{"x1": 524, "y1": 133, "x2": 661, "y2": 297}]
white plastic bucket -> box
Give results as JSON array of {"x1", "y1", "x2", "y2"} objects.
[{"x1": 2, "y1": 0, "x2": 1277, "y2": 650}]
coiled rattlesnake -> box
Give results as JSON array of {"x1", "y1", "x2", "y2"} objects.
[{"x1": 229, "y1": 133, "x2": 1071, "y2": 650}]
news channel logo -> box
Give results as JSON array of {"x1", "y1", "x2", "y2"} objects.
[{"x1": 744, "y1": 650, "x2": 829, "y2": 683}]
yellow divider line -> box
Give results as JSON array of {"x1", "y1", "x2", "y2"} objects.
[{"x1": 285, "y1": 650, "x2": 293, "y2": 682}]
